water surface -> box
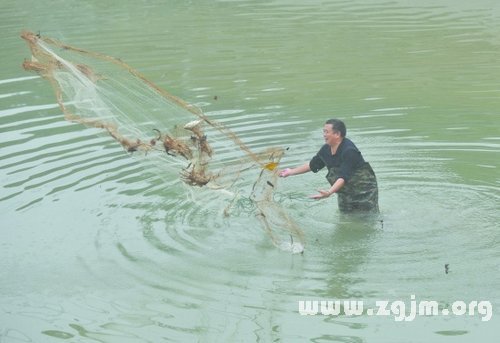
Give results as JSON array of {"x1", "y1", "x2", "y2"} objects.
[{"x1": 1, "y1": 0, "x2": 499, "y2": 342}]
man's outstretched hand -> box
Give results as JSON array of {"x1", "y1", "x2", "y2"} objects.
[
  {"x1": 279, "y1": 168, "x2": 292, "y2": 178},
  {"x1": 309, "y1": 189, "x2": 332, "y2": 200}
]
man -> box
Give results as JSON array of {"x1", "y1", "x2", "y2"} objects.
[{"x1": 279, "y1": 119, "x2": 379, "y2": 213}]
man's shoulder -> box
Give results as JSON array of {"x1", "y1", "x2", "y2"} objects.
[
  {"x1": 339, "y1": 138, "x2": 362, "y2": 160},
  {"x1": 340, "y1": 138, "x2": 358, "y2": 151},
  {"x1": 317, "y1": 143, "x2": 330, "y2": 155}
]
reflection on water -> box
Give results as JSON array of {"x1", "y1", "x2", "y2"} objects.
[
  {"x1": 1, "y1": 0, "x2": 499, "y2": 341},
  {"x1": 321, "y1": 214, "x2": 382, "y2": 299}
]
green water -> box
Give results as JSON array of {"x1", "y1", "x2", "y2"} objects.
[{"x1": 1, "y1": 0, "x2": 499, "y2": 342}]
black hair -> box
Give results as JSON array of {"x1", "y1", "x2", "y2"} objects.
[{"x1": 325, "y1": 119, "x2": 346, "y2": 137}]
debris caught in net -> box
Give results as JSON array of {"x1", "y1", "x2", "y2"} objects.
[
  {"x1": 250, "y1": 149, "x2": 305, "y2": 253},
  {"x1": 21, "y1": 30, "x2": 305, "y2": 253}
]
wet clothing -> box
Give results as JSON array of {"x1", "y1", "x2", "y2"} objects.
[{"x1": 309, "y1": 138, "x2": 379, "y2": 213}]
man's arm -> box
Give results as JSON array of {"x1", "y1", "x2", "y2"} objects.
[
  {"x1": 309, "y1": 177, "x2": 345, "y2": 200},
  {"x1": 279, "y1": 162, "x2": 311, "y2": 177}
]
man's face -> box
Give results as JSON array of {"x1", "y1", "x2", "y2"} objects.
[{"x1": 323, "y1": 124, "x2": 340, "y2": 146}]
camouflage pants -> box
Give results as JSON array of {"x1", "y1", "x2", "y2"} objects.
[{"x1": 327, "y1": 162, "x2": 379, "y2": 213}]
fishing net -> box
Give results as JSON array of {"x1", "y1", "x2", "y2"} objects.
[{"x1": 21, "y1": 31, "x2": 305, "y2": 253}]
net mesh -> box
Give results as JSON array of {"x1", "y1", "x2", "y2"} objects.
[{"x1": 21, "y1": 31, "x2": 304, "y2": 253}]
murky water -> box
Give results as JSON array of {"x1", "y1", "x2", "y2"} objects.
[{"x1": 1, "y1": 0, "x2": 499, "y2": 342}]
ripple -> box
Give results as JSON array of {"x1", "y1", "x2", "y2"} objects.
[
  {"x1": 42, "y1": 330, "x2": 75, "y2": 339},
  {"x1": 0, "y1": 76, "x2": 39, "y2": 85},
  {"x1": 435, "y1": 330, "x2": 468, "y2": 336}
]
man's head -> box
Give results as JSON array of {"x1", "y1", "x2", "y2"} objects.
[
  {"x1": 323, "y1": 119, "x2": 346, "y2": 146},
  {"x1": 325, "y1": 119, "x2": 346, "y2": 137}
]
